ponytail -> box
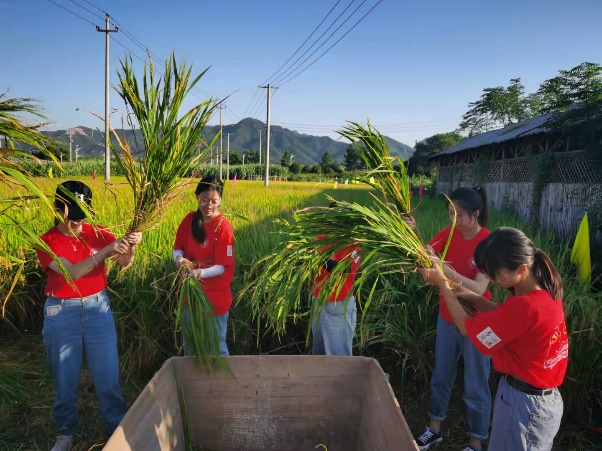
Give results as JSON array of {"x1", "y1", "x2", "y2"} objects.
[
  {"x1": 472, "y1": 185, "x2": 489, "y2": 228},
  {"x1": 532, "y1": 248, "x2": 564, "y2": 300},
  {"x1": 191, "y1": 209, "x2": 206, "y2": 244}
]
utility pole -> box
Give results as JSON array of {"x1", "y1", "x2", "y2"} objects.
[
  {"x1": 75, "y1": 145, "x2": 82, "y2": 162},
  {"x1": 260, "y1": 84, "x2": 277, "y2": 187},
  {"x1": 97, "y1": 14, "x2": 118, "y2": 181},
  {"x1": 68, "y1": 128, "x2": 73, "y2": 163},
  {"x1": 226, "y1": 133, "x2": 231, "y2": 180},
  {"x1": 259, "y1": 128, "x2": 262, "y2": 165},
  {"x1": 218, "y1": 104, "x2": 225, "y2": 179}
]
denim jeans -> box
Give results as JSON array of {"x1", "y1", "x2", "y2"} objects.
[
  {"x1": 429, "y1": 316, "x2": 491, "y2": 440},
  {"x1": 182, "y1": 311, "x2": 229, "y2": 357},
  {"x1": 42, "y1": 290, "x2": 127, "y2": 436},
  {"x1": 489, "y1": 377, "x2": 563, "y2": 450},
  {"x1": 311, "y1": 297, "x2": 356, "y2": 356}
]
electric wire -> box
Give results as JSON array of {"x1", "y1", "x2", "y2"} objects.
[
  {"x1": 47, "y1": 0, "x2": 97, "y2": 26},
  {"x1": 67, "y1": 0, "x2": 105, "y2": 22},
  {"x1": 270, "y1": 0, "x2": 360, "y2": 87},
  {"x1": 277, "y1": 0, "x2": 383, "y2": 87},
  {"x1": 261, "y1": 0, "x2": 343, "y2": 85}
]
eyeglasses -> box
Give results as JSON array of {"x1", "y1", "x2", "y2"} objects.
[{"x1": 198, "y1": 198, "x2": 221, "y2": 206}]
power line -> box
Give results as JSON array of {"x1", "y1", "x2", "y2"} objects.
[
  {"x1": 277, "y1": 0, "x2": 383, "y2": 87},
  {"x1": 270, "y1": 0, "x2": 360, "y2": 87},
  {"x1": 78, "y1": 0, "x2": 106, "y2": 14},
  {"x1": 242, "y1": 87, "x2": 261, "y2": 118},
  {"x1": 67, "y1": 0, "x2": 105, "y2": 21},
  {"x1": 262, "y1": 0, "x2": 343, "y2": 85},
  {"x1": 47, "y1": 0, "x2": 98, "y2": 26},
  {"x1": 248, "y1": 89, "x2": 267, "y2": 120}
]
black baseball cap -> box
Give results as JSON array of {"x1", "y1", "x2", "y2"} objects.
[{"x1": 55, "y1": 181, "x2": 93, "y2": 220}]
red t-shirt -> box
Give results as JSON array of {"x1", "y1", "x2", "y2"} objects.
[
  {"x1": 465, "y1": 289, "x2": 569, "y2": 389},
  {"x1": 429, "y1": 226, "x2": 492, "y2": 322},
  {"x1": 174, "y1": 212, "x2": 235, "y2": 316},
  {"x1": 36, "y1": 224, "x2": 114, "y2": 298},
  {"x1": 311, "y1": 235, "x2": 360, "y2": 302}
]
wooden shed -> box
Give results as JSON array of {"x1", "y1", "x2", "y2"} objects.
[
  {"x1": 105, "y1": 356, "x2": 418, "y2": 451},
  {"x1": 430, "y1": 111, "x2": 602, "y2": 238}
]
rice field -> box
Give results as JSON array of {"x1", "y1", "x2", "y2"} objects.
[{"x1": 0, "y1": 178, "x2": 600, "y2": 449}]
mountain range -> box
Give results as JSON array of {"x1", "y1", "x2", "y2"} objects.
[{"x1": 41, "y1": 118, "x2": 414, "y2": 165}]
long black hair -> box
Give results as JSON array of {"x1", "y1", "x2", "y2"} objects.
[
  {"x1": 449, "y1": 185, "x2": 488, "y2": 228},
  {"x1": 474, "y1": 227, "x2": 563, "y2": 300},
  {"x1": 191, "y1": 175, "x2": 224, "y2": 244}
]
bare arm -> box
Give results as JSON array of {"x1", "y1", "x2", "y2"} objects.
[
  {"x1": 47, "y1": 238, "x2": 130, "y2": 280},
  {"x1": 444, "y1": 267, "x2": 489, "y2": 295}
]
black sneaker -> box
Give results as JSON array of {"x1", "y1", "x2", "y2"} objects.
[{"x1": 415, "y1": 427, "x2": 442, "y2": 450}]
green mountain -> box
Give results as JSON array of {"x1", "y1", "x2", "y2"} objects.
[{"x1": 40, "y1": 118, "x2": 414, "y2": 165}]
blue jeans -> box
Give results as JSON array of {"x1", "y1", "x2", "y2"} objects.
[
  {"x1": 182, "y1": 311, "x2": 229, "y2": 356},
  {"x1": 489, "y1": 377, "x2": 563, "y2": 450},
  {"x1": 42, "y1": 290, "x2": 127, "y2": 436},
  {"x1": 429, "y1": 316, "x2": 491, "y2": 440},
  {"x1": 311, "y1": 297, "x2": 356, "y2": 356}
]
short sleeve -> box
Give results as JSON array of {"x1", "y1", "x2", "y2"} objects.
[
  {"x1": 214, "y1": 219, "x2": 234, "y2": 266},
  {"x1": 428, "y1": 227, "x2": 451, "y2": 255},
  {"x1": 36, "y1": 245, "x2": 54, "y2": 271},
  {"x1": 174, "y1": 215, "x2": 191, "y2": 250},
  {"x1": 465, "y1": 296, "x2": 533, "y2": 355}
]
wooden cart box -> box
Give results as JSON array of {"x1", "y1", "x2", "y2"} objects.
[{"x1": 105, "y1": 355, "x2": 418, "y2": 450}]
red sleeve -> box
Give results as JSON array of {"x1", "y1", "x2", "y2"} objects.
[
  {"x1": 465, "y1": 295, "x2": 533, "y2": 355},
  {"x1": 36, "y1": 246, "x2": 53, "y2": 271},
  {"x1": 428, "y1": 227, "x2": 451, "y2": 255},
  {"x1": 174, "y1": 214, "x2": 192, "y2": 250},
  {"x1": 97, "y1": 226, "x2": 115, "y2": 246},
  {"x1": 214, "y1": 218, "x2": 234, "y2": 267}
]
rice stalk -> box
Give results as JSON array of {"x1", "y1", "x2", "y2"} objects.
[
  {"x1": 108, "y1": 52, "x2": 219, "y2": 233},
  {"x1": 107, "y1": 52, "x2": 226, "y2": 370},
  {"x1": 240, "y1": 122, "x2": 434, "y2": 337},
  {"x1": 176, "y1": 275, "x2": 230, "y2": 373}
]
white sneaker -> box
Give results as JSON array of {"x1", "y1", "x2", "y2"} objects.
[{"x1": 50, "y1": 434, "x2": 73, "y2": 451}]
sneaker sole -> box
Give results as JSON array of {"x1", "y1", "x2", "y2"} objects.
[{"x1": 417, "y1": 437, "x2": 443, "y2": 450}]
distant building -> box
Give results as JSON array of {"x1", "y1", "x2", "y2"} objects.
[{"x1": 429, "y1": 109, "x2": 602, "y2": 238}]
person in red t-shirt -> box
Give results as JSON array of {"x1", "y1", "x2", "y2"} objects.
[
  {"x1": 36, "y1": 181, "x2": 142, "y2": 451},
  {"x1": 405, "y1": 186, "x2": 492, "y2": 451},
  {"x1": 310, "y1": 203, "x2": 361, "y2": 355},
  {"x1": 173, "y1": 175, "x2": 234, "y2": 356},
  {"x1": 420, "y1": 227, "x2": 568, "y2": 451}
]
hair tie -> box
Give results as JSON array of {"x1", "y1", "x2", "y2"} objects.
[{"x1": 472, "y1": 184, "x2": 481, "y2": 192}]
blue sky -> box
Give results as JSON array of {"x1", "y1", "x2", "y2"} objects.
[{"x1": 3, "y1": 0, "x2": 602, "y2": 146}]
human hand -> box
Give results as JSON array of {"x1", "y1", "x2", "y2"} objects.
[
  {"x1": 109, "y1": 237, "x2": 131, "y2": 256},
  {"x1": 125, "y1": 232, "x2": 142, "y2": 245},
  {"x1": 418, "y1": 263, "x2": 448, "y2": 289},
  {"x1": 402, "y1": 214, "x2": 417, "y2": 230}
]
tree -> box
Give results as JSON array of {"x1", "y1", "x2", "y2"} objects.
[
  {"x1": 228, "y1": 150, "x2": 242, "y2": 165},
  {"x1": 289, "y1": 161, "x2": 302, "y2": 174},
  {"x1": 320, "y1": 151, "x2": 334, "y2": 172},
  {"x1": 459, "y1": 78, "x2": 530, "y2": 135},
  {"x1": 533, "y1": 62, "x2": 602, "y2": 114},
  {"x1": 243, "y1": 148, "x2": 259, "y2": 164},
  {"x1": 280, "y1": 150, "x2": 291, "y2": 167},
  {"x1": 408, "y1": 132, "x2": 463, "y2": 176},
  {"x1": 342, "y1": 145, "x2": 363, "y2": 170}
]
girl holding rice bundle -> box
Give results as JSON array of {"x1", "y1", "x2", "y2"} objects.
[
  {"x1": 37, "y1": 180, "x2": 142, "y2": 451},
  {"x1": 405, "y1": 186, "x2": 492, "y2": 451},
  {"x1": 420, "y1": 227, "x2": 568, "y2": 451},
  {"x1": 173, "y1": 175, "x2": 235, "y2": 356}
]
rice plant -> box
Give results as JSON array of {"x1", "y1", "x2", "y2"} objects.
[
  {"x1": 240, "y1": 123, "x2": 433, "y2": 339},
  {"x1": 108, "y1": 52, "x2": 227, "y2": 370}
]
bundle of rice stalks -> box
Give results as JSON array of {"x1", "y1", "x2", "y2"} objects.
[
  {"x1": 108, "y1": 52, "x2": 224, "y2": 369},
  {"x1": 109, "y1": 52, "x2": 219, "y2": 233},
  {"x1": 240, "y1": 122, "x2": 436, "y2": 337}
]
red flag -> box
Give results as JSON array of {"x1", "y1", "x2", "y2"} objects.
[{"x1": 232, "y1": 173, "x2": 237, "y2": 186}]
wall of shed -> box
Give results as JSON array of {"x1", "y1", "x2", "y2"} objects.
[{"x1": 436, "y1": 153, "x2": 601, "y2": 238}]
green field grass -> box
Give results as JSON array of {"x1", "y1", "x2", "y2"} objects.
[{"x1": 0, "y1": 178, "x2": 600, "y2": 450}]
